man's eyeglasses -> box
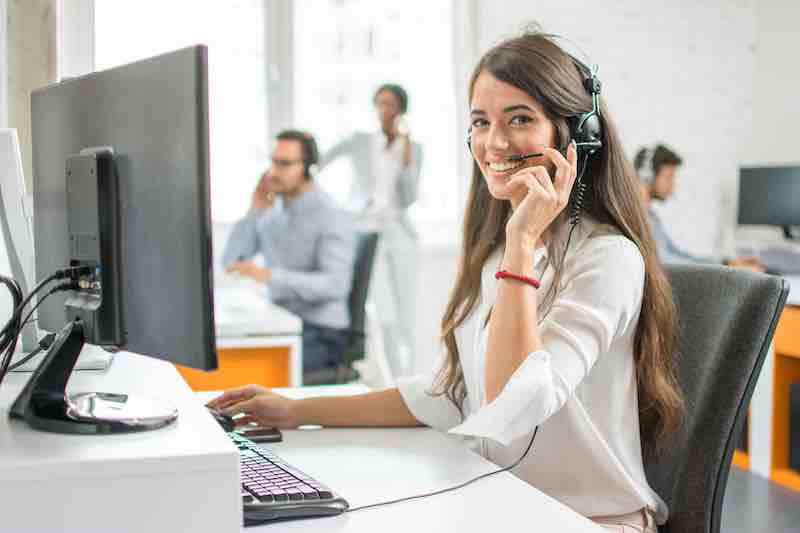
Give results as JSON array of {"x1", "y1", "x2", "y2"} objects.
[{"x1": 271, "y1": 158, "x2": 304, "y2": 169}]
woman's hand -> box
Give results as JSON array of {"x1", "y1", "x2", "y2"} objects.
[
  {"x1": 505, "y1": 142, "x2": 578, "y2": 248},
  {"x1": 207, "y1": 385, "x2": 298, "y2": 429}
]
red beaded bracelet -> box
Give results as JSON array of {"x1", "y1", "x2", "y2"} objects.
[{"x1": 495, "y1": 270, "x2": 541, "y2": 289}]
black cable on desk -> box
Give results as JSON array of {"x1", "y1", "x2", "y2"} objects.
[{"x1": 346, "y1": 426, "x2": 538, "y2": 513}]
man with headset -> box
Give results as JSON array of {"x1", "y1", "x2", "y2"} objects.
[
  {"x1": 223, "y1": 130, "x2": 357, "y2": 378},
  {"x1": 635, "y1": 143, "x2": 761, "y2": 269}
]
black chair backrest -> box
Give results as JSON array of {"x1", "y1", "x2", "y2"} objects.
[
  {"x1": 644, "y1": 265, "x2": 789, "y2": 533},
  {"x1": 345, "y1": 232, "x2": 379, "y2": 363}
]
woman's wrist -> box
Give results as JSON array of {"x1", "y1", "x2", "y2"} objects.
[
  {"x1": 291, "y1": 398, "x2": 311, "y2": 426},
  {"x1": 506, "y1": 228, "x2": 540, "y2": 250},
  {"x1": 501, "y1": 241, "x2": 537, "y2": 275}
]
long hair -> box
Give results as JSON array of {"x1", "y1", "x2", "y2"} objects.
[{"x1": 432, "y1": 30, "x2": 684, "y2": 451}]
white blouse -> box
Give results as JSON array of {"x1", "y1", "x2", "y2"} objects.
[{"x1": 396, "y1": 217, "x2": 669, "y2": 524}]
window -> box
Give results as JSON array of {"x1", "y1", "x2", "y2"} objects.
[
  {"x1": 95, "y1": 0, "x2": 269, "y2": 223},
  {"x1": 293, "y1": 0, "x2": 459, "y2": 223}
]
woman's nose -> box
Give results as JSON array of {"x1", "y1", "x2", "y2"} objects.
[{"x1": 486, "y1": 125, "x2": 510, "y2": 152}]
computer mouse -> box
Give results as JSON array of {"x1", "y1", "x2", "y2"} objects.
[{"x1": 207, "y1": 406, "x2": 235, "y2": 432}]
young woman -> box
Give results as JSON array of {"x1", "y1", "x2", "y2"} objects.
[{"x1": 209, "y1": 30, "x2": 684, "y2": 533}]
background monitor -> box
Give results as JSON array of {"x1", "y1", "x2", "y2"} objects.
[
  {"x1": 0, "y1": 129, "x2": 37, "y2": 354},
  {"x1": 738, "y1": 166, "x2": 800, "y2": 238},
  {"x1": 30, "y1": 45, "x2": 217, "y2": 371}
]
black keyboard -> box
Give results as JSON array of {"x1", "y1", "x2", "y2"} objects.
[{"x1": 229, "y1": 431, "x2": 349, "y2": 525}]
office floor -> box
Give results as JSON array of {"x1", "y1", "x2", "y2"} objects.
[{"x1": 722, "y1": 467, "x2": 800, "y2": 533}]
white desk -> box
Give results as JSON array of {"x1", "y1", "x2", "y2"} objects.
[
  {"x1": 1, "y1": 354, "x2": 602, "y2": 533},
  {"x1": 198, "y1": 388, "x2": 604, "y2": 533},
  {"x1": 215, "y1": 286, "x2": 303, "y2": 386},
  {"x1": 0, "y1": 353, "x2": 241, "y2": 533}
]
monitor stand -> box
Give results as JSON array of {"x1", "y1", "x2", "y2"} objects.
[{"x1": 9, "y1": 319, "x2": 177, "y2": 434}]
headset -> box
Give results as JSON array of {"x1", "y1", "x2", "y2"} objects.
[
  {"x1": 466, "y1": 56, "x2": 602, "y2": 158},
  {"x1": 636, "y1": 147, "x2": 656, "y2": 184},
  {"x1": 298, "y1": 132, "x2": 320, "y2": 179}
]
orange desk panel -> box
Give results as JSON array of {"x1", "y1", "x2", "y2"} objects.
[
  {"x1": 176, "y1": 346, "x2": 291, "y2": 391},
  {"x1": 771, "y1": 305, "x2": 800, "y2": 491}
]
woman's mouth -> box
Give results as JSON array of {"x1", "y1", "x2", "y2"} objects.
[{"x1": 486, "y1": 159, "x2": 524, "y2": 178}]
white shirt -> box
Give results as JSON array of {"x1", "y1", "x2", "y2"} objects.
[
  {"x1": 396, "y1": 217, "x2": 669, "y2": 524},
  {"x1": 364, "y1": 132, "x2": 406, "y2": 230}
]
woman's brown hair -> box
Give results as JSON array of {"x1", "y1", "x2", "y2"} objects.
[{"x1": 432, "y1": 30, "x2": 684, "y2": 451}]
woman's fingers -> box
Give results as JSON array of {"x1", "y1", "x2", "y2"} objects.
[
  {"x1": 207, "y1": 385, "x2": 262, "y2": 410},
  {"x1": 222, "y1": 397, "x2": 257, "y2": 418},
  {"x1": 207, "y1": 389, "x2": 246, "y2": 410},
  {"x1": 544, "y1": 143, "x2": 578, "y2": 202},
  {"x1": 507, "y1": 167, "x2": 559, "y2": 208},
  {"x1": 234, "y1": 415, "x2": 258, "y2": 427}
]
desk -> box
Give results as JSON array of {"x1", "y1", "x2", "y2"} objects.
[
  {"x1": 736, "y1": 275, "x2": 800, "y2": 492},
  {"x1": 196, "y1": 388, "x2": 604, "y2": 533},
  {"x1": 0, "y1": 352, "x2": 241, "y2": 533},
  {"x1": 2, "y1": 356, "x2": 602, "y2": 533},
  {"x1": 770, "y1": 275, "x2": 800, "y2": 490},
  {"x1": 177, "y1": 286, "x2": 303, "y2": 389}
]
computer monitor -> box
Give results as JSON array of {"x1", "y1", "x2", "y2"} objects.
[
  {"x1": 9, "y1": 46, "x2": 217, "y2": 434},
  {"x1": 738, "y1": 166, "x2": 800, "y2": 239}
]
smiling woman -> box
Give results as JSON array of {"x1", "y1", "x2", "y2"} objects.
[{"x1": 209, "y1": 27, "x2": 684, "y2": 533}]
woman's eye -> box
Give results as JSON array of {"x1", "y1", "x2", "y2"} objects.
[
  {"x1": 510, "y1": 115, "x2": 533, "y2": 126},
  {"x1": 471, "y1": 118, "x2": 489, "y2": 128}
]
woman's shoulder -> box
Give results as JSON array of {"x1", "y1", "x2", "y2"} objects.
[{"x1": 571, "y1": 220, "x2": 645, "y2": 277}]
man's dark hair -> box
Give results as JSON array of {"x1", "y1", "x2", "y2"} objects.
[
  {"x1": 373, "y1": 83, "x2": 408, "y2": 114},
  {"x1": 276, "y1": 129, "x2": 319, "y2": 180},
  {"x1": 634, "y1": 144, "x2": 683, "y2": 178}
]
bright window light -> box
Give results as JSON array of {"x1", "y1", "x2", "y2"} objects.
[{"x1": 95, "y1": 0, "x2": 269, "y2": 223}]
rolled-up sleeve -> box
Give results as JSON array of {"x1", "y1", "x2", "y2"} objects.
[
  {"x1": 449, "y1": 237, "x2": 645, "y2": 445},
  {"x1": 269, "y1": 214, "x2": 356, "y2": 303},
  {"x1": 396, "y1": 372, "x2": 465, "y2": 432}
]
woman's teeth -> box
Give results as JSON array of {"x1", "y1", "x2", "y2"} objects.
[{"x1": 488, "y1": 160, "x2": 523, "y2": 173}]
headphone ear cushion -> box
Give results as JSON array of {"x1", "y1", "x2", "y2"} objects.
[{"x1": 580, "y1": 113, "x2": 602, "y2": 143}]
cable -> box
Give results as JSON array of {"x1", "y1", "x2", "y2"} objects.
[
  {"x1": 347, "y1": 426, "x2": 538, "y2": 513},
  {"x1": 7, "y1": 333, "x2": 56, "y2": 372},
  {"x1": 6, "y1": 284, "x2": 72, "y2": 372},
  {"x1": 0, "y1": 275, "x2": 24, "y2": 380},
  {"x1": 0, "y1": 270, "x2": 85, "y2": 385}
]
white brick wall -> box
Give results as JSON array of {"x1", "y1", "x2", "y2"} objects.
[{"x1": 476, "y1": 0, "x2": 757, "y2": 257}]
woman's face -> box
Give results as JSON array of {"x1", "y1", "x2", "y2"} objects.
[
  {"x1": 469, "y1": 70, "x2": 558, "y2": 203},
  {"x1": 375, "y1": 89, "x2": 402, "y2": 132}
]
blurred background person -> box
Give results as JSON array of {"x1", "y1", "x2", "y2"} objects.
[
  {"x1": 223, "y1": 130, "x2": 356, "y2": 379},
  {"x1": 320, "y1": 83, "x2": 423, "y2": 377},
  {"x1": 634, "y1": 144, "x2": 763, "y2": 271}
]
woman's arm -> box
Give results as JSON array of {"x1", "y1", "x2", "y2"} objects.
[
  {"x1": 484, "y1": 244, "x2": 544, "y2": 402},
  {"x1": 484, "y1": 145, "x2": 578, "y2": 402},
  {"x1": 209, "y1": 385, "x2": 421, "y2": 428},
  {"x1": 295, "y1": 388, "x2": 422, "y2": 427}
]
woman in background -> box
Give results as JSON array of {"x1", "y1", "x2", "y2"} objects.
[{"x1": 320, "y1": 84, "x2": 423, "y2": 378}]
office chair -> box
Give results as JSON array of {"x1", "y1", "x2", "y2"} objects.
[
  {"x1": 337, "y1": 232, "x2": 380, "y2": 383},
  {"x1": 303, "y1": 232, "x2": 380, "y2": 385},
  {"x1": 643, "y1": 264, "x2": 789, "y2": 533}
]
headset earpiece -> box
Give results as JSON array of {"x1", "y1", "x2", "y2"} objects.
[
  {"x1": 569, "y1": 60, "x2": 603, "y2": 157},
  {"x1": 300, "y1": 133, "x2": 320, "y2": 179}
]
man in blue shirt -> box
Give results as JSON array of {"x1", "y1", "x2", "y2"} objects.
[
  {"x1": 223, "y1": 130, "x2": 356, "y2": 378},
  {"x1": 634, "y1": 144, "x2": 761, "y2": 269}
]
